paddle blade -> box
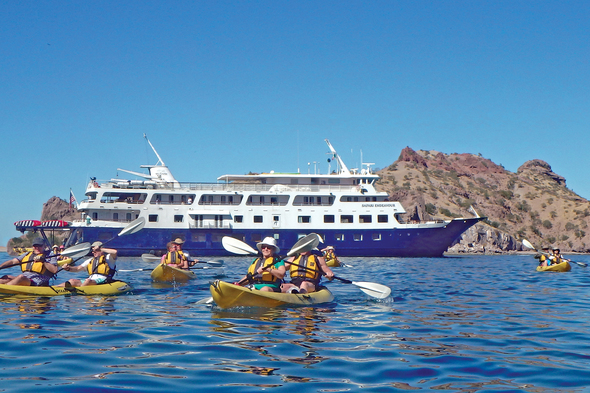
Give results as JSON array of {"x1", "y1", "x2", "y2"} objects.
[
  {"x1": 203, "y1": 259, "x2": 224, "y2": 267},
  {"x1": 61, "y1": 242, "x2": 91, "y2": 259},
  {"x1": 287, "y1": 233, "x2": 320, "y2": 257},
  {"x1": 119, "y1": 217, "x2": 145, "y2": 236},
  {"x1": 352, "y1": 281, "x2": 392, "y2": 299},
  {"x1": 522, "y1": 239, "x2": 535, "y2": 250},
  {"x1": 222, "y1": 236, "x2": 257, "y2": 255},
  {"x1": 141, "y1": 254, "x2": 161, "y2": 263}
]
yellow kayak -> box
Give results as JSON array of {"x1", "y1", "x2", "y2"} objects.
[
  {"x1": 209, "y1": 280, "x2": 334, "y2": 309},
  {"x1": 150, "y1": 264, "x2": 196, "y2": 283},
  {"x1": 325, "y1": 257, "x2": 341, "y2": 267},
  {"x1": 537, "y1": 261, "x2": 571, "y2": 272},
  {"x1": 0, "y1": 280, "x2": 132, "y2": 296}
]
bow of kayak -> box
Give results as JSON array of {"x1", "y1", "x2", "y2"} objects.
[
  {"x1": 209, "y1": 280, "x2": 334, "y2": 309},
  {"x1": 0, "y1": 280, "x2": 132, "y2": 296},
  {"x1": 536, "y1": 261, "x2": 571, "y2": 272},
  {"x1": 150, "y1": 264, "x2": 196, "y2": 283}
]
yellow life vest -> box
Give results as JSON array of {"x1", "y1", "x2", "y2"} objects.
[
  {"x1": 290, "y1": 254, "x2": 320, "y2": 280},
  {"x1": 87, "y1": 255, "x2": 112, "y2": 276},
  {"x1": 20, "y1": 252, "x2": 47, "y2": 274},
  {"x1": 163, "y1": 251, "x2": 183, "y2": 266},
  {"x1": 247, "y1": 256, "x2": 281, "y2": 285}
]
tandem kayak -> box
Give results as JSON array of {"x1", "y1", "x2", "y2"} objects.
[
  {"x1": 209, "y1": 280, "x2": 334, "y2": 309},
  {"x1": 150, "y1": 264, "x2": 196, "y2": 283},
  {"x1": 536, "y1": 261, "x2": 571, "y2": 272},
  {"x1": 0, "y1": 280, "x2": 132, "y2": 296},
  {"x1": 325, "y1": 257, "x2": 341, "y2": 267}
]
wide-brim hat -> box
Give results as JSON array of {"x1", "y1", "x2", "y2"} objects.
[
  {"x1": 173, "y1": 238, "x2": 185, "y2": 244},
  {"x1": 256, "y1": 237, "x2": 279, "y2": 253}
]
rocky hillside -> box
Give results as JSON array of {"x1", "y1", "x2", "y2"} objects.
[
  {"x1": 376, "y1": 147, "x2": 589, "y2": 253},
  {"x1": 7, "y1": 197, "x2": 79, "y2": 254}
]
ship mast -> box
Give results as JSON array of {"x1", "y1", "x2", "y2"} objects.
[{"x1": 325, "y1": 139, "x2": 350, "y2": 175}]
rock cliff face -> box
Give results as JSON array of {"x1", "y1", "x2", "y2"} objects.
[{"x1": 377, "y1": 147, "x2": 590, "y2": 253}]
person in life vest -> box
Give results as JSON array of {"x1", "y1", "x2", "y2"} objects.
[
  {"x1": 234, "y1": 237, "x2": 286, "y2": 292},
  {"x1": 160, "y1": 241, "x2": 190, "y2": 269},
  {"x1": 282, "y1": 248, "x2": 334, "y2": 294},
  {"x1": 0, "y1": 237, "x2": 58, "y2": 286},
  {"x1": 321, "y1": 245, "x2": 341, "y2": 267},
  {"x1": 537, "y1": 247, "x2": 554, "y2": 267},
  {"x1": 59, "y1": 241, "x2": 117, "y2": 287},
  {"x1": 551, "y1": 248, "x2": 570, "y2": 265},
  {"x1": 171, "y1": 237, "x2": 200, "y2": 268}
]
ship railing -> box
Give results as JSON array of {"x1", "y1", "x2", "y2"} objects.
[
  {"x1": 92, "y1": 180, "x2": 374, "y2": 194},
  {"x1": 190, "y1": 222, "x2": 233, "y2": 229}
]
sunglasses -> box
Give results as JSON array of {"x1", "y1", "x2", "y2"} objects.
[{"x1": 261, "y1": 245, "x2": 273, "y2": 250}]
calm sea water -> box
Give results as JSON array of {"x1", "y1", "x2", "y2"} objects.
[{"x1": 1, "y1": 252, "x2": 589, "y2": 392}]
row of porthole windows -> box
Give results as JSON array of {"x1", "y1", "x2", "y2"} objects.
[{"x1": 232, "y1": 214, "x2": 390, "y2": 224}]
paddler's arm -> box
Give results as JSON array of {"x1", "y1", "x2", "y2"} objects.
[
  {"x1": 102, "y1": 248, "x2": 117, "y2": 261},
  {"x1": 317, "y1": 255, "x2": 334, "y2": 280},
  {"x1": 0, "y1": 257, "x2": 20, "y2": 269},
  {"x1": 258, "y1": 261, "x2": 285, "y2": 280}
]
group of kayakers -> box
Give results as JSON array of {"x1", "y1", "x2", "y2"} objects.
[
  {"x1": 536, "y1": 247, "x2": 570, "y2": 267},
  {"x1": 0, "y1": 235, "x2": 341, "y2": 294},
  {"x1": 0, "y1": 238, "x2": 117, "y2": 288},
  {"x1": 234, "y1": 237, "x2": 336, "y2": 294}
]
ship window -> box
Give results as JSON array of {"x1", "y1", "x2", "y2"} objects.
[
  {"x1": 354, "y1": 234, "x2": 363, "y2": 241},
  {"x1": 254, "y1": 216, "x2": 263, "y2": 223},
  {"x1": 92, "y1": 212, "x2": 98, "y2": 220},
  {"x1": 324, "y1": 215, "x2": 335, "y2": 223},
  {"x1": 298, "y1": 216, "x2": 311, "y2": 223},
  {"x1": 192, "y1": 233, "x2": 207, "y2": 242},
  {"x1": 212, "y1": 234, "x2": 224, "y2": 242},
  {"x1": 174, "y1": 215, "x2": 183, "y2": 223},
  {"x1": 291, "y1": 179, "x2": 298, "y2": 184},
  {"x1": 234, "y1": 215, "x2": 243, "y2": 223},
  {"x1": 378, "y1": 215, "x2": 388, "y2": 223},
  {"x1": 251, "y1": 234, "x2": 263, "y2": 243},
  {"x1": 372, "y1": 233, "x2": 382, "y2": 241},
  {"x1": 126, "y1": 213, "x2": 132, "y2": 221},
  {"x1": 336, "y1": 234, "x2": 344, "y2": 241},
  {"x1": 273, "y1": 216, "x2": 279, "y2": 222},
  {"x1": 271, "y1": 197, "x2": 278, "y2": 205},
  {"x1": 359, "y1": 215, "x2": 372, "y2": 223},
  {"x1": 328, "y1": 178, "x2": 340, "y2": 184},
  {"x1": 340, "y1": 215, "x2": 353, "y2": 223},
  {"x1": 149, "y1": 215, "x2": 158, "y2": 222},
  {"x1": 113, "y1": 213, "x2": 118, "y2": 221}
]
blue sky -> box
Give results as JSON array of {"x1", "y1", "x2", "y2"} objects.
[{"x1": 1, "y1": 0, "x2": 588, "y2": 245}]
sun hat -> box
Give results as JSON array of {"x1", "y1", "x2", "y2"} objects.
[
  {"x1": 173, "y1": 238, "x2": 185, "y2": 244},
  {"x1": 91, "y1": 241, "x2": 103, "y2": 248},
  {"x1": 256, "y1": 237, "x2": 279, "y2": 253}
]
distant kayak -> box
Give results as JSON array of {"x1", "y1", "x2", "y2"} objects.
[
  {"x1": 0, "y1": 280, "x2": 132, "y2": 296},
  {"x1": 325, "y1": 257, "x2": 341, "y2": 267},
  {"x1": 150, "y1": 264, "x2": 196, "y2": 283},
  {"x1": 536, "y1": 261, "x2": 571, "y2": 272},
  {"x1": 209, "y1": 280, "x2": 334, "y2": 309}
]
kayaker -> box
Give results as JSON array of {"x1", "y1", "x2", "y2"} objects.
[
  {"x1": 538, "y1": 247, "x2": 554, "y2": 267},
  {"x1": 552, "y1": 248, "x2": 570, "y2": 264},
  {"x1": 59, "y1": 241, "x2": 117, "y2": 287},
  {"x1": 160, "y1": 241, "x2": 190, "y2": 269},
  {"x1": 172, "y1": 238, "x2": 200, "y2": 268},
  {"x1": 321, "y1": 245, "x2": 341, "y2": 267},
  {"x1": 282, "y1": 249, "x2": 334, "y2": 294},
  {"x1": 0, "y1": 237, "x2": 58, "y2": 286},
  {"x1": 234, "y1": 237, "x2": 285, "y2": 292}
]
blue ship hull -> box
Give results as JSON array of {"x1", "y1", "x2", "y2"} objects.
[{"x1": 64, "y1": 217, "x2": 483, "y2": 258}]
